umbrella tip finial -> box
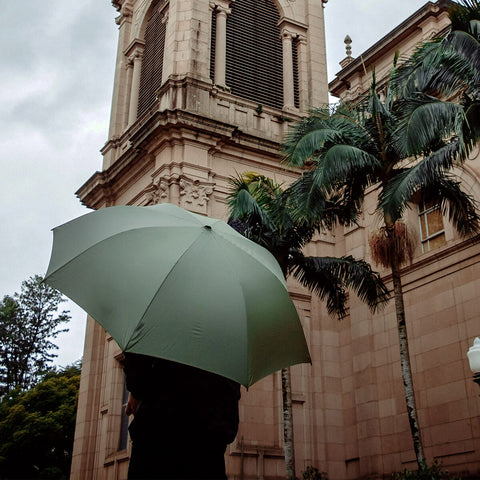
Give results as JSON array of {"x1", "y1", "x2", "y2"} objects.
[{"x1": 204, "y1": 225, "x2": 212, "y2": 230}]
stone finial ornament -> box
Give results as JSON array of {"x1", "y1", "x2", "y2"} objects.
[
  {"x1": 339, "y1": 35, "x2": 355, "y2": 68},
  {"x1": 344, "y1": 35, "x2": 352, "y2": 57}
]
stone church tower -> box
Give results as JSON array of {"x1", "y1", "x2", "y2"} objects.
[
  {"x1": 71, "y1": 1, "x2": 330, "y2": 478},
  {"x1": 70, "y1": 1, "x2": 480, "y2": 479}
]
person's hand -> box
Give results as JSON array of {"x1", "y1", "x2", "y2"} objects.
[{"x1": 125, "y1": 392, "x2": 140, "y2": 416}]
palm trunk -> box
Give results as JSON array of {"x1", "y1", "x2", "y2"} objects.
[
  {"x1": 281, "y1": 366, "x2": 296, "y2": 480},
  {"x1": 276, "y1": 254, "x2": 297, "y2": 480},
  {"x1": 390, "y1": 256, "x2": 425, "y2": 467}
]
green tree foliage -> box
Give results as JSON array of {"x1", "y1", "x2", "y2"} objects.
[
  {"x1": 283, "y1": 66, "x2": 480, "y2": 467},
  {"x1": 392, "y1": 460, "x2": 462, "y2": 480},
  {"x1": 302, "y1": 466, "x2": 328, "y2": 480},
  {"x1": 228, "y1": 173, "x2": 389, "y2": 317},
  {"x1": 227, "y1": 172, "x2": 389, "y2": 480},
  {"x1": 0, "y1": 275, "x2": 71, "y2": 395},
  {"x1": 0, "y1": 363, "x2": 81, "y2": 479},
  {"x1": 394, "y1": 0, "x2": 480, "y2": 158}
]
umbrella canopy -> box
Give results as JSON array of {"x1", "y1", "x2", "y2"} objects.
[{"x1": 44, "y1": 203, "x2": 310, "y2": 387}]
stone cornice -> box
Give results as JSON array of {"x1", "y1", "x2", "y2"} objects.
[{"x1": 78, "y1": 108, "x2": 286, "y2": 210}]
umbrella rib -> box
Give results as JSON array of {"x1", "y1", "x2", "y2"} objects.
[
  {"x1": 127, "y1": 229, "x2": 206, "y2": 344},
  {"x1": 45, "y1": 228, "x2": 144, "y2": 279},
  {"x1": 45, "y1": 225, "x2": 196, "y2": 280},
  {"x1": 207, "y1": 232, "x2": 251, "y2": 383}
]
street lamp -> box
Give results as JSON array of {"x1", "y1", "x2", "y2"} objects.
[{"x1": 467, "y1": 337, "x2": 480, "y2": 391}]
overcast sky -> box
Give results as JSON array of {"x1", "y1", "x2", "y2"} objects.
[{"x1": 0, "y1": 0, "x2": 430, "y2": 368}]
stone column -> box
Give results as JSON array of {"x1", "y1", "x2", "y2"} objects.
[
  {"x1": 127, "y1": 48, "x2": 144, "y2": 125},
  {"x1": 124, "y1": 59, "x2": 134, "y2": 129},
  {"x1": 212, "y1": 4, "x2": 231, "y2": 88},
  {"x1": 107, "y1": 3, "x2": 132, "y2": 138},
  {"x1": 297, "y1": 34, "x2": 309, "y2": 111},
  {"x1": 281, "y1": 29, "x2": 296, "y2": 111}
]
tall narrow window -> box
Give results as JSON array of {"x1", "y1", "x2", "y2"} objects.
[
  {"x1": 418, "y1": 200, "x2": 446, "y2": 252},
  {"x1": 292, "y1": 37, "x2": 300, "y2": 109},
  {"x1": 225, "y1": 0, "x2": 283, "y2": 109},
  {"x1": 138, "y1": 0, "x2": 167, "y2": 118},
  {"x1": 210, "y1": 7, "x2": 217, "y2": 82}
]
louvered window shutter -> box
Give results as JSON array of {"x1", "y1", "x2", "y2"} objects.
[
  {"x1": 292, "y1": 37, "x2": 300, "y2": 109},
  {"x1": 138, "y1": 0, "x2": 167, "y2": 118},
  {"x1": 210, "y1": 8, "x2": 217, "y2": 82},
  {"x1": 225, "y1": 0, "x2": 283, "y2": 110}
]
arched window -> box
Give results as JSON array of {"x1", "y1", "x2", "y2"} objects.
[
  {"x1": 225, "y1": 0, "x2": 284, "y2": 109},
  {"x1": 137, "y1": 0, "x2": 168, "y2": 118}
]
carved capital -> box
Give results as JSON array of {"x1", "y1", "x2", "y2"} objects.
[
  {"x1": 142, "y1": 177, "x2": 170, "y2": 205},
  {"x1": 179, "y1": 178, "x2": 214, "y2": 207},
  {"x1": 281, "y1": 29, "x2": 297, "y2": 41},
  {"x1": 128, "y1": 50, "x2": 143, "y2": 65},
  {"x1": 125, "y1": 39, "x2": 145, "y2": 63},
  {"x1": 216, "y1": 5, "x2": 231, "y2": 16},
  {"x1": 297, "y1": 34, "x2": 307, "y2": 46},
  {"x1": 209, "y1": 0, "x2": 234, "y2": 13}
]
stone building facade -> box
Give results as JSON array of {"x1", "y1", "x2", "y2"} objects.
[{"x1": 70, "y1": 1, "x2": 480, "y2": 479}]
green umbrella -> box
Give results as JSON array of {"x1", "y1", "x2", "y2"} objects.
[{"x1": 44, "y1": 203, "x2": 310, "y2": 387}]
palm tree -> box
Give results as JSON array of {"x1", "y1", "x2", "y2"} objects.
[
  {"x1": 394, "y1": 0, "x2": 480, "y2": 159},
  {"x1": 283, "y1": 72, "x2": 480, "y2": 468},
  {"x1": 227, "y1": 172, "x2": 390, "y2": 480}
]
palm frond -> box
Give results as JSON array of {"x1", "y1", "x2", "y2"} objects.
[
  {"x1": 289, "y1": 254, "x2": 389, "y2": 318},
  {"x1": 449, "y1": 0, "x2": 480, "y2": 33},
  {"x1": 379, "y1": 141, "x2": 461, "y2": 221},
  {"x1": 287, "y1": 173, "x2": 362, "y2": 228},
  {"x1": 395, "y1": 96, "x2": 465, "y2": 156},
  {"x1": 318, "y1": 145, "x2": 381, "y2": 188},
  {"x1": 422, "y1": 175, "x2": 480, "y2": 237},
  {"x1": 226, "y1": 174, "x2": 277, "y2": 241}
]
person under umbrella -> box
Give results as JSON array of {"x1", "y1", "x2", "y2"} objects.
[
  {"x1": 123, "y1": 352, "x2": 241, "y2": 480},
  {"x1": 44, "y1": 203, "x2": 311, "y2": 478}
]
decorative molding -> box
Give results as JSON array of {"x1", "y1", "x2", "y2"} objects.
[
  {"x1": 115, "y1": 2, "x2": 133, "y2": 24},
  {"x1": 124, "y1": 38, "x2": 145, "y2": 58},
  {"x1": 210, "y1": 0, "x2": 235, "y2": 10},
  {"x1": 180, "y1": 178, "x2": 214, "y2": 207},
  {"x1": 280, "y1": 29, "x2": 297, "y2": 41},
  {"x1": 133, "y1": 0, "x2": 149, "y2": 33},
  {"x1": 161, "y1": 10, "x2": 169, "y2": 24},
  {"x1": 143, "y1": 177, "x2": 169, "y2": 205}
]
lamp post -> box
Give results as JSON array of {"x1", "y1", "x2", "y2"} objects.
[{"x1": 467, "y1": 337, "x2": 480, "y2": 392}]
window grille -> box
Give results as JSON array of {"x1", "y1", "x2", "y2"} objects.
[
  {"x1": 418, "y1": 200, "x2": 446, "y2": 253},
  {"x1": 292, "y1": 37, "x2": 300, "y2": 109},
  {"x1": 225, "y1": 0, "x2": 284, "y2": 109},
  {"x1": 137, "y1": 0, "x2": 167, "y2": 118},
  {"x1": 210, "y1": 7, "x2": 216, "y2": 82}
]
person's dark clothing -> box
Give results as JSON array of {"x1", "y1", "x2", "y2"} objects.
[{"x1": 123, "y1": 352, "x2": 241, "y2": 480}]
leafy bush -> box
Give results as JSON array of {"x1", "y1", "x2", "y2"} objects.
[
  {"x1": 0, "y1": 364, "x2": 80, "y2": 479},
  {"x1": 392, "y1": 460, "x2": 462, "y2": 480},
  {"x1": 302, "y1": 465, "x2": 328, "y2": 480}
]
